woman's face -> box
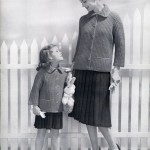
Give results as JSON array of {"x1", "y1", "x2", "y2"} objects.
[
  {"x1": 80, "y1": 0, "x2": 96, "y2": 12},
  {"x1": 50, "y1": 46, "x2": 63, "y2": 61}
]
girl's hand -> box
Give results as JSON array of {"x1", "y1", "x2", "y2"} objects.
[
  {"x1": 32, "y1": 106, "x2": 46, "y2": 118},
  {"x1": 63, "y1": 104, "x2": 73, "y2": 114},
  {"x1": 32, "y1": 106, "x2": 41, "y2": 115},
  {"x1": 39, "y1": 111, "x2": 46, "y2": 118}
]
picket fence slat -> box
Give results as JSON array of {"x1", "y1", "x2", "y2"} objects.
[
  {"x1": 1, "y1": 70, "x2": 9, "y2": 135},
  {"x1": 10, "y1": 69, "x2": 18, "y2": 134},
  {"x1": 143, "y1": 4, "x2": 150, "y2": 64},
  {"x1": 120, "y1": 138, "x2": 128, "y2": 150},
  {"x1": 10, "y1": 41, "x2": 18, "y2": 64},
  {"x1": 1, "y1": 42, "x2": 9, "y2": 135},
  {"x1": 141, "y1": 71, "x2": 149, "y2": 132},
  {"x1": 111, "y1": 84, "x2": 119, "y2": 132},
  {"x1": 81, "y1": 137, "x2": 91, "y2": 150},
  {"x1": 61, "y1": 114, "x2": 68, "y2": 133},
  {"x1": 41, "y1": 38, "x2": 48, "y2": 48},
  {"x1": 9, "y1": 41, "x2": 18, "y2": 134},
  {"x1": 68, "y1": 45, "x2": 72, "y2": 64},
  {"x1": 31, "y1": 39, "x2": 39, "y2": 64},
  {"x1": 131, "y1": 137, "x2": 139, "y2": 150},
  {"x1": 131, "y1": 70, "x2": 140, "y2": 132},
  {"x1": 20, "y1": 139, "x2": 28, "y2": 150},
  {"x1": 0, "y1": 139, "x2": 8, "y2": 150},
  {"x1": 1, "y1": 41, "x2": 8, "y2": 64},
  {"x1": 67, "y1": 115, "x2": 72, "y2": 133},
  {"x1": 51, "y1": 36, "x2": 59, "y2": 45},
  {"x1": 60, "y1": 137, "x2": 69, "y2": 150},
  {"x1": 20, "y1": 40, "x2": 28, "y2": 64},
  {"x1": 20, "y1": 69, "x2": 29, "y2": 133},
  {"x1": 9, "y1": 139, "x2": 18, "y2": 150},
  {"x1": 62, "y1": 34, "x2": 70, "y2": 64},
  {"x1": 71, "y1": 117, "x2": 79, "y2": 133},
  {"x1": 71, "y1": 31, "x2": 78, "y2": 59},
  {"x1": 30, "y1": 138, "x2": 35, "y2": 150},
  {"x1": 71, "y1": 138, "x2": 79, "y2": 150},
  {"x1": 141, "y1": 137, "x2": 148, "y2": 149},
  {"x1": 20, "y1": 41, "x2": 29, "y2": 133},
  {"x1": 133, "y1": 9, "x2": 141, "y2": 64},
  {"x1": 121, "y1": 70, "x2": 129, "y2": 132},
  {"x1": 123, "y1": 15, "x2": 131, "y2": 64}
]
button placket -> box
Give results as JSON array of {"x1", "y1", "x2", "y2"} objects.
[
  {"x1": 88, "y1": 15, "x2": 98, "y2": 62},
  {"x1": 54, "y1": 72, "x2": 59, "y2": 101}
]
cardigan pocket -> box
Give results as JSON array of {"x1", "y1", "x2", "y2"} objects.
[
  {"x1": 92, "y1": 57, "x2": 112, "y2": 72},
  {"x1": 39, "y1": 99, "x2": 63, "y2": 112}
]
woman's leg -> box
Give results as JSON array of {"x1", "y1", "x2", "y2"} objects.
[
  {"x1": 35, "y1": 129, "x2": 47, "y2": 150},
  {"x1": 98, "y1": 127, "x2": 118, "y2": 150},
  {"x1": 51, "y1": 129, "x2": 60, "y2": 150},
  {"x1": 86, "y1": 125, "x2": 99, "y2": 150}
]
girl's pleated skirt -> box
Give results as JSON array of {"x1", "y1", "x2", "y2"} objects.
[
  {"x1": 69, "y1": 70, "x2": 112, "y2": 127},
  {"x1": 34, "y1": 112, "x2": 62, "y2": 129}
]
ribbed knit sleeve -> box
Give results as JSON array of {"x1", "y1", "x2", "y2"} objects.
[
  {"x1": 28, "y1": 70, "x2": 44, "y2": 106},
  {"x1": 112, "y1": 13, "x2": 125, "y2": 67},
  {"x1": 72, "y1": 17, "x2": 82, "y2": 62}
]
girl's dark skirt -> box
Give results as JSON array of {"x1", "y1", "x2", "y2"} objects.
[
  {"x1": 34, "y1": 112, "x2": 63, "y2": 129},
  {"x1": 69, "y1": 70, "x2": 112, "y2": 127}
]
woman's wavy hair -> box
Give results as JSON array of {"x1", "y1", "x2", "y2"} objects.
[{"x1": 36, "y1": 44, "x2": 56, "y2": 71}]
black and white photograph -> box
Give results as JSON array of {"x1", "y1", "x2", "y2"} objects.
[{"x1": 0, "y1": 0, "x2": 150, "y2": 149}]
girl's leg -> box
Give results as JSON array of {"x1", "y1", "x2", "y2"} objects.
[
  {"x1": 35, "y1": 129, "x2": 47, "y2": 150},
  {"x1": 86, "y1": 125, "x2": 99, "y2": 150},
  {"x1": 98, "y1": 127, "x2": 118, "y2": 150},
  {"x1": 51, "y1": 129, "x2": 60, "y2": 150}
]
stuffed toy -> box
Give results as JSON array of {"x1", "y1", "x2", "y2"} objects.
[{"x1": 62, "y1": 72, "x2": 76, "y2": 113}]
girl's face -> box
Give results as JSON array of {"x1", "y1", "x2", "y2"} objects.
[
  {"x1": 50, "y1": 46, "x2": 63, "y2": 61},
  {"x1": 80, "y1": 0, "x2": 96, "y2": 12}
]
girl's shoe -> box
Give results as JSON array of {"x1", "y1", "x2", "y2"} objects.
[{"x1": 116, "y1": 144, "x2": 121, "y2": 150}]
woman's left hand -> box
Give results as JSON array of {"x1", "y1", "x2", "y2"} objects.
[
  {"x1": 109, "y1": 67, "x2": 120, "y2": 92},
  {"x1": 111, "y1": 70, "x2": 120, "y2": 84}
]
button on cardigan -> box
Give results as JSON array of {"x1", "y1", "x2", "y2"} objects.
[
  {"x1": 28, "y1": 67, "x2": 67, "y2": 112},
  {"x1": 73, "y1": 5, "x2": 125, "y2": 72}
]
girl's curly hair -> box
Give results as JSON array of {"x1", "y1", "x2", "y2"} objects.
[{"x1": 36, "y1": 44, "x2": 56, "y2": 71}]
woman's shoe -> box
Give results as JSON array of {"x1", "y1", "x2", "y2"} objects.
[{"x1": 116, "y1": 144, "x2": 121, "y2": 150}]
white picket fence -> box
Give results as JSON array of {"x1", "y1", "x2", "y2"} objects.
[{"x1": 0, "y1": 4, "x2": 150, "y2": 150}]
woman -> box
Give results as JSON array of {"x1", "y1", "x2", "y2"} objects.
[{"x1": 69, "y1": 0, "x2": 125, "y2": 150}]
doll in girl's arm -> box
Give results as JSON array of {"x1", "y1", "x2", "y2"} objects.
[{"x1": 62, "y1": 72, "x2": 76, "y2": 113}]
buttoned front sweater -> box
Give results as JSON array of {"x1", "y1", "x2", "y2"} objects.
[
  {"x1": 28, "y1": 67, "x2": 67, "y2": 112},
  {"x1": 73, "y1": 5, "x2": 125, "y2": 72}
]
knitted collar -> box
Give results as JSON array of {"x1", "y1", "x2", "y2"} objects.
[
  {"x1": 87, "y1": 4, "x2": 110, "y2": 18},
  {"x1": 46, "y1": 64, "x2": 63, "y2": 74}
]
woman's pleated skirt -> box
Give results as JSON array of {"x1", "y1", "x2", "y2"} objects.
[
  {"x1": 34, "y1": 112, "x2": 63, "y2": 129},
  {"x1": 69, "y1": 70, "x2": 112, "y2": 127}
]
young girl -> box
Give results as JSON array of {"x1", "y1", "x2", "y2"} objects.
[{"x1": 28, "y1": 44, "x2": 68, "y2": 150}]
